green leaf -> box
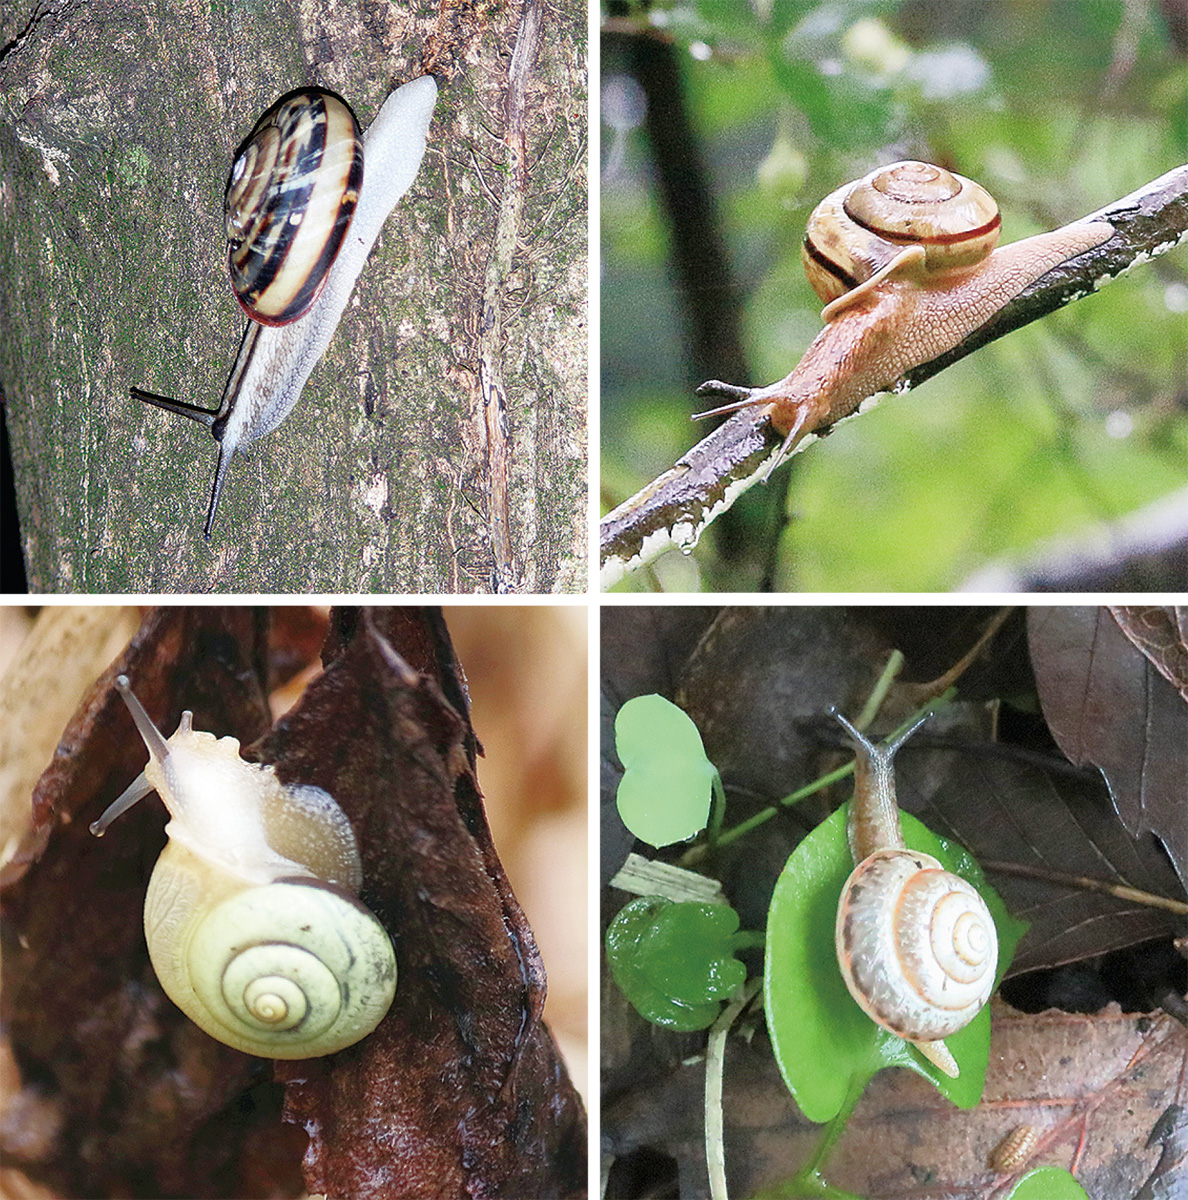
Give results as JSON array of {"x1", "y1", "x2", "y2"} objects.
[
  {"x1": 606, "y1": 896, "x2": 747, "y2": 1031},
  {"x1": 764, "y1": 805, "x2": 1028, "y2": 1123},
  {"x1": 615, "y1": 694, "x2": 717, "y2": 846},
  {"x1": 1005, "y1": 1167, "x2": 1089, "y2": 1200}
]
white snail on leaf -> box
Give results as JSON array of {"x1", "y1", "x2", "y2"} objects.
[
  {"x1": 131, "y1": 76, "x2": 438, "y2": 540},
  {"x1": 695, "y1": 160, "x2": 1115, "y2": 469},
  {"x1": 832, "y1": 711, "x2": 997, "y2": 1079},
  {"x1": 90, "y1": 674, "x2": 397, "y2": 1058}
]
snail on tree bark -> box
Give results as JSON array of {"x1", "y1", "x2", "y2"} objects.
[
  {"x1": 695, "y1": 160, "x2": 1115, "y2": 468},
  {"x1": 832, "y1": 710, "x2": 998, "y2": 1079},
  {"x1": 131, "y1": 77, "x2": 438, "y2": 540},
  {"x1": 90, "y1": 674, "x2": 397, "y2": 1058}
]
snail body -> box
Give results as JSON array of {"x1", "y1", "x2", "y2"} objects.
[
  {"x1": 695, "y1": 160, "x2": 1114, "y2": 468},
  {"x1": 132, "y1": 76, "x2": 438, "y2": 540},
  {"x1": 832, "y1": 711, "x2": 997, "y2": 1078},
  {"x1": 90, "y1": 674, "x2": 397, "y2": 1058}
]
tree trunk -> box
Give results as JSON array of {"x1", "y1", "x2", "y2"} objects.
[{"x1": 0, "y1": 0, "x2": 587, "y2": 593}]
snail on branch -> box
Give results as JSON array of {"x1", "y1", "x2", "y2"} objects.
[
  {"x1": 832, "y1": 711, "x2": 997, "y2": 1078},
  {"x1": 131, "y1": 77, "x2": 438, "y2": 540},
  {"x1": 694, "y1": 161, "x2": 1115, "y2": 468},
  {"x1": 90, "y1": 674, "x2": 397, "y2": 1058}
]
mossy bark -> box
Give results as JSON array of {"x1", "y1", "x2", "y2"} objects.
[{"x1": 0, "y1": 0, "x2": 587, "y2": 593}]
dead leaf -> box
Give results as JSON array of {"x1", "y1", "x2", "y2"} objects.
[
  {"x1": 1028, "y1": 607, "x2": 1188, "y2": 887},
  {"x1": 0, "y1": 607, "x2": 585, "y2": 1199}
]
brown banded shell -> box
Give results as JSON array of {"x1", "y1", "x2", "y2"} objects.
[
  {"x1": 802, "y1": 160, "x2": 1001, "y2": 306},
  {"x1": 226, "y1": 88, "x2": 363, "y2": 326},
  {"x1": 835, "y1": 847, "x2": 998, "y2": 1043}
]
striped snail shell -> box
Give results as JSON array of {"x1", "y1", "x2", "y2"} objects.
[
  {"x1": 835, "y1": 847, "x2": 998, "y2": 1044},
  {"x1": 225, "y1": 88, "x2": 363, "y2": 326},
  {"x1": 832, "y1": 711, "x2": 997, "y2": 1078},
  {"x1": 802, "y1": 161, "x2": 1001, "y2": 317},
  {"x1": 90, "y1": 674, "x2": 397, "y2": 1058},
  {"x1": 129, "y1": 76, "x2": 438, "y2": 540}
]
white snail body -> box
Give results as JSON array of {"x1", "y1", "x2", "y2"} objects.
[
  {"x1": 695, "y1": 160, "x2": 1114, "y2": 468},
  {"x1": 90, "y1": 674, "x2": 397, "y2": 1058},
  {"x1": 832, "y1": 711, "x2": 997, "y2": 1079},
  {"x1": 132, "y1": 76, "x2": 438, "y2": 540}
]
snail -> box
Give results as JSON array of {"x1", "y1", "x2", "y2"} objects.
[
  {"x1": 131, "y1": 76, "x2": 438, "y2": 540},
  {"x1": 89, "y1": 674, "x2": 397, "y2": 1058},
  {"x1": 832, "y1": 710, "x2": 997, "y2": 1079},
  {"x1": 694, "y1": 160, "x2": 1115, "y2": 467}
]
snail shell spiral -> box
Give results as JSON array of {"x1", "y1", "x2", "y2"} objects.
[
  {"x1": 146, "y1": 859, "x2": 397, "y2": 1059},
  {"x1": 835, "y1": 847, "x2": 997, "y2": 1043},
  {"x1": 802, "y1": 160, "x2": 1001, "y2": 307},
  {"x1": 226, "y1": 88, "x2": 364, "y2": 326}
]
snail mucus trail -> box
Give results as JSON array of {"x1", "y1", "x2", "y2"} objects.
[
  {"x1": 90, "y1": 673, "x2": 397, "y2": 1058},
  {"x1": 131, "y1": 77, "x2": 438, "y2": 540}
]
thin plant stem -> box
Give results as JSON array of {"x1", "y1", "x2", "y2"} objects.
[
  {"x1": 680, "y1": 688, "x2": 957, "y2": 867},
  {"x1": 705, "y1": 976, "x2": 763, "y2": 1200}
]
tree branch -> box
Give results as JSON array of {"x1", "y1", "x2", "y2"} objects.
[{"x1": 600, "y1": 163, "x2": 1188, "y2": 590}]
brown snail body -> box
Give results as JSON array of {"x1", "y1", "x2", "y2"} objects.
[
  {"x1": 832, "y1": 711, "x2": 997, "y2": 1079},
  {"x1": 695, "y1": 161, "x2": 1114, "y2": 466}
]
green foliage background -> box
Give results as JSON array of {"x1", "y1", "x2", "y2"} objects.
[{"x1": 601, "y1": 0, "x2": 1188, "y2": 591}]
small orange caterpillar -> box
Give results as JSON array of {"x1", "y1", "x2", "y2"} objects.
[{"x1": 988, "y1": 1124, "x2": 1041, "y2": 1172}]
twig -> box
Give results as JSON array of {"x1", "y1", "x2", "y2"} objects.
[
  {"x1": 600, "y1": 163, "x2": 1188, "y2": 589},
  {"x1": 983, "y1": 860, "x2": 1188, "y2": 914}
]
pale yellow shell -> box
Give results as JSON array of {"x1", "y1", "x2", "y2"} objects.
[
  {"x1": 835, "y1": 847, "x2": 998, "y2": 1043},
  {"x1": 91, "y1": 675, "x2": 397, "y2": 1058}
]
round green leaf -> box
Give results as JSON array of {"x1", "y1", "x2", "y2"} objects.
[
  {"x1": 1005, "y1": 1167, "x2": 1089, "y2": 1200},
  {"x1": 606, "y1": 896, "x2": 747, "y2": 1031},
  {"x1": 615, "y1": 694, "x2": 717, "y2": 846},
  {"x1": 764, "y1": 804, "x2": 1028, "y2": 1123}
]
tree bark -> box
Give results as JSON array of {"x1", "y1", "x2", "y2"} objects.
[{"x1": 0, "y1": 0, "x2": 587, "y2": 593}]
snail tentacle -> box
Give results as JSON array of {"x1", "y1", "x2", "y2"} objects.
[
  {"x1": 90, "y1": 674, "x2": 396, "y2": 1057},
  {"x1": 833, "y1": 712, "x2": 998, "y2": 1079}
]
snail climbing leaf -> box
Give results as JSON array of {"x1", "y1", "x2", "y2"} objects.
[
  {"x1": 764, "y1": 803, "x2": 1027, "y2": 1122},
  {"x1": 606, "y1": 896, "x2": 747, "y2": 1031}
]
